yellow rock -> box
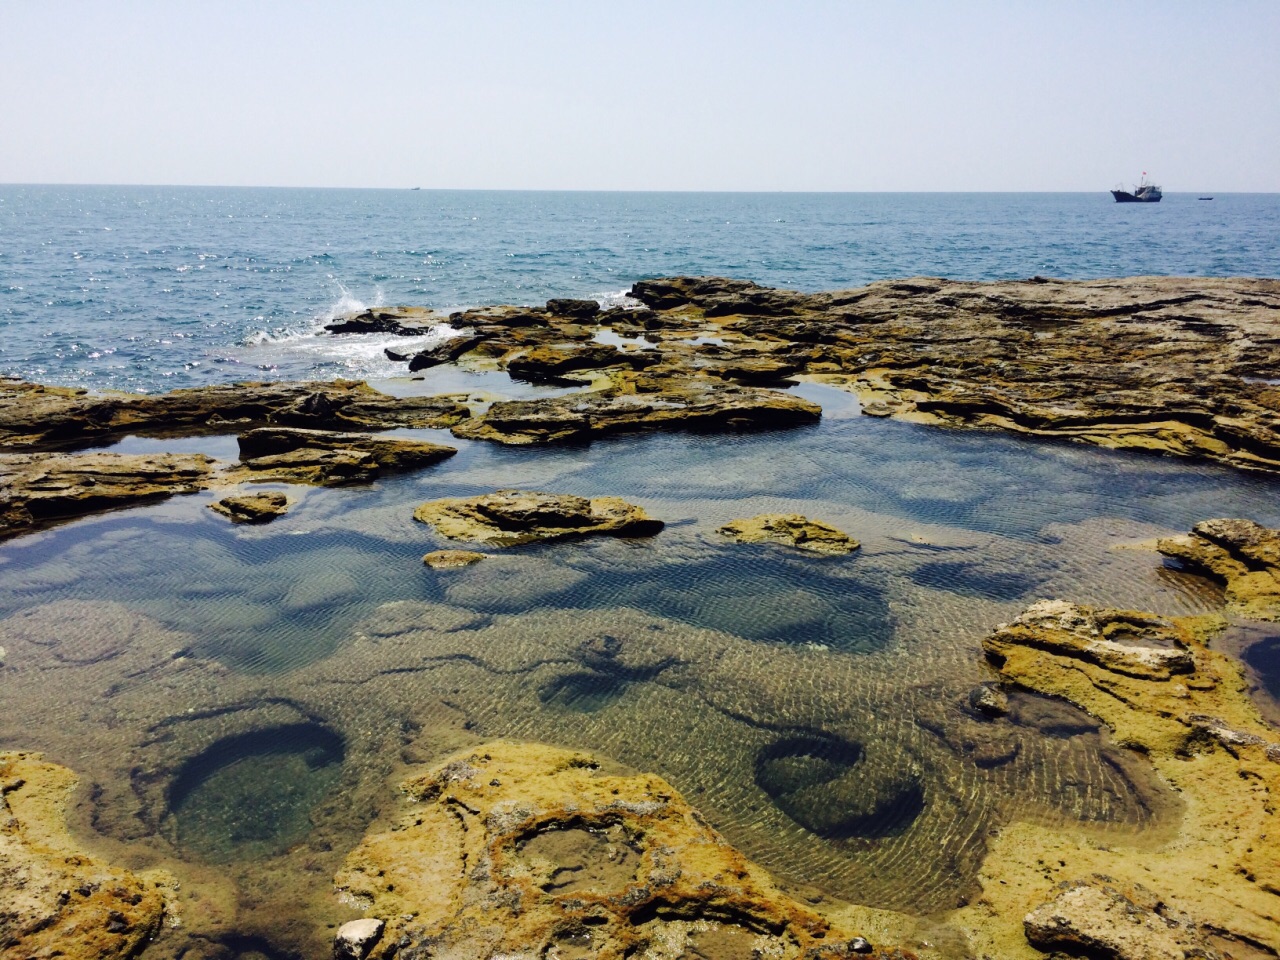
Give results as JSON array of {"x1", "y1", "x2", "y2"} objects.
[
  {"x1": 717, "y1": 513, "x2": 860, "y2": 554},
  {"x1": 335, "y1": 740, "x2": 909, "y2": 960},
  {"x1": 0, "y1": 751, "x2": 167, "y2": 959}
]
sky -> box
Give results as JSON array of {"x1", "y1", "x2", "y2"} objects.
[{"x1": 3, "y1": 0, "x2": 1277, "y2": 192}]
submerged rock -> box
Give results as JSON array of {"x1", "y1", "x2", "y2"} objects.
[
  {"x1": 451, "y1": 379, "x2": 822, "y2": 445},
  {"x1": 334, "y1": 741, "x2": 906, "y2": 960},
  {"x1": 0, "y1": 751, "x2": 167, "y2": 960},
  {"x1": 0, "y1": 451, "x2": 215, "y2": 540},
  {"x1": 718, "y1": 513, "x2": 861, "y2": 554},
  {"x1": 208, "y1": 491, "x2": 290, "y2": 524},
  {"x1": 421, "y1": 549, "x2": 487, "y2": 569},
  {"x1": 229, "y1": 426, "x2": 457, "y2": 486},
  {"x1": 1157, "y1": 518, "x2": 1280, "y2": 620},
  {"x1": 413, "y1": 489, "x2": 664, "y2": 547}
]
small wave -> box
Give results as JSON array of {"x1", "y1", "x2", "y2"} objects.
[{"x1": 596, "y1": 288, "x2": 644, "y2": 310}]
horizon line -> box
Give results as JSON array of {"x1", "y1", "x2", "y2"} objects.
[{"x1": 1, "y1": 182, "x2": 1271, "y2": 195}]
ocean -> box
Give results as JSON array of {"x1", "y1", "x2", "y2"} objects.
[
  {"x1": 3, "y1": 186, "x2": 1279, "y2": 392},
  {"x1": 3, "y1": 186, "x2": 1280, "y2": 954}
]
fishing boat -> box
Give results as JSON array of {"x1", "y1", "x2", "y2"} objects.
[{"x1": 1111, "y1": 174, "x2": 1162, "y2": 203}]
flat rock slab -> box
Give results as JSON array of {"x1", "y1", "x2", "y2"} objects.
[
  {"x1": 0, "y1": 378, "x2": 468, "y2": 451},
  {"x1": 333, "y1": 741, "x2": 900, "y2": 960},
  {"x1": 718, "y1": 513, "x2": 861, "y2": 554},
  {"x1": 1158, "y1": 518, "x2": 1280, "y2": 620},
  {"x1": 229, "y1": 427, "x2": 457, "y2": 486},
  {"x1": 413, "y1": 489, "x2": 664, "y2": 547},
  {"x1": 452, "y1": 380, "x2": 821, "y2": 445},
  {"x1": 0, "y1": 451, "x2": 215, "y2": 540},
  {"x1": 209, "y1": 491, "x2": 290, "y2": 524}
]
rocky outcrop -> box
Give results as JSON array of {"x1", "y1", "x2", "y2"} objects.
[
  {"x1": 951, "y1": 599, "x2": 1280, "y2": 959},
  {"x1": 334, "y1": 741, "x2": 910, "y2": 960},
  {"x1": 505, "y1": 343, "x2": 657, "y2": 383},
  {"x1": 349, "y1": 275, "x2": 1280, "y2": 472},
  {"x1": 0, "y1": 378, "x2": 468, "y2": 451},
  {"x1": 209, "y1": 491, "x2": 290, "y2": 524},
  {"x1": 718, "y1": 514, "x2": 861, "y2": 554},
  {"x1": 1024, "y1": 877, "x2": 1222, "y2": 960},
  {"x1": 413, "y1": 490, "x2": 664, "y2": 546},
  {"x1": 451, "y1": 379, "x2": 822, "y2": 445},
  {"x1": 982, "y1": 600, "x2": 1195, "y2": 680},
  {"x1": 0, "y1": 451, "x2": 215, "y2": 540},
  {"x1": 1157, "y1": 518, "x2": 1280, "y2": 620},
  {"x1": 0, "y1": 751, "x2": 167, "y2": 959},
  {"x1": 228, "y1": 427, "x2": 457, "y2": 486},
  {"x1": 324, "y1": 305, "x2": 441, "y2": 335}
]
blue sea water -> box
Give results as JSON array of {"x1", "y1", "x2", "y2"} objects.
[{"x1": 2, "y1": 186, "x2": 1278, "y2": 393}]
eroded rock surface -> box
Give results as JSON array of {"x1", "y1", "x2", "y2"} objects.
[
  {"x1": 1024, "y1": 877, "x2": 1222, "y2": 960},
  {"x1": 0, "y1": 378, "x2": 468, "y2": 451},
  {"x1": 0, "y1": 751, "x2": 167, "y2": 959},
  {"x1": 954, "y1": 599, "x2": 1280, "y2": 959},
  {"x1": 718, "y1": 514, "x2": 861, "y2": 554},
  {"x1": 1158, "y1": 518, "x2": 1280, "y2": 620},
  {"x1": 413, "y1": 489, "x2": 664, "y2": 546},
  {"x1": 0, "y1": 451, "x2": 215, "y2": 540},
  {"x1": 208, "y1": 491, "x2": 290, "y2": 524},
  {"x1": 452, "y1": 378, "x2": 821, "y2": 445},
  {"x1": 228, "y1": 427, "x2": 456, "y2": 486},
  {"x1": 352, "y1": 275, "x2": 1280, "y2": 471},
  {"x1": 335, "y1": 741, "x2": 911, "y2": 960}
]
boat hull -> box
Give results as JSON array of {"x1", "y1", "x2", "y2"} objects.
[{"x1": 1112, "y1": 190, "x2": 1161, "y2": 203}]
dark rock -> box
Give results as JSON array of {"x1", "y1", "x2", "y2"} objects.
[
  {"x1": 406, "y1": 335, "x2": 484, "y2": 372},
  {"x1": 545, "y1": 298, "x2": 601, "y2": 320}
]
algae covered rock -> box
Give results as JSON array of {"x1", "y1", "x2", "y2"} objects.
[
  {"x1": 209, "y1": 491, "x2": 290, "y2": 524},
  {"x1": 0, "y1": 751, "x2": 167, "y2": 959},
  {"x1": 1157, "y1": 517, "x2": 1280, "y2": 620},
  {"x1": 334, "y1": 740, "x2": 906, "y2": 960},
  {"x1": 955, "y1": 598, "x2": 1280, "y2": 959},
  {"x1": 718, "y1": 513, "x2": 861, "y2": 554},
  {"x1": 413, "y1": 489, "x2": 664, "y2": 547}
]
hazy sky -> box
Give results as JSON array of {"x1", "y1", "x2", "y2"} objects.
[{"x1": 4, "y1": 1, "x2": 1277, "y2": 191}]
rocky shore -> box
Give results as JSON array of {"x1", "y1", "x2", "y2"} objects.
[
  {"x1": 347, "y1": 274, "x2": 1280, "y2": 470},
  {"x1": 3, "y1": 276, "x2": 1280, "y2": 959}
]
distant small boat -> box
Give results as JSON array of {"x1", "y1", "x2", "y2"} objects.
[
  {"x1": 411, "y1": 187, "x2": 421, "y2": 191},
  {"x1": 1112, "y1": 175, "x2": 1162, "y2": 203},
  {"x1": 1198, "y1": 197, "x2": 1214, "y2": 200}
]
